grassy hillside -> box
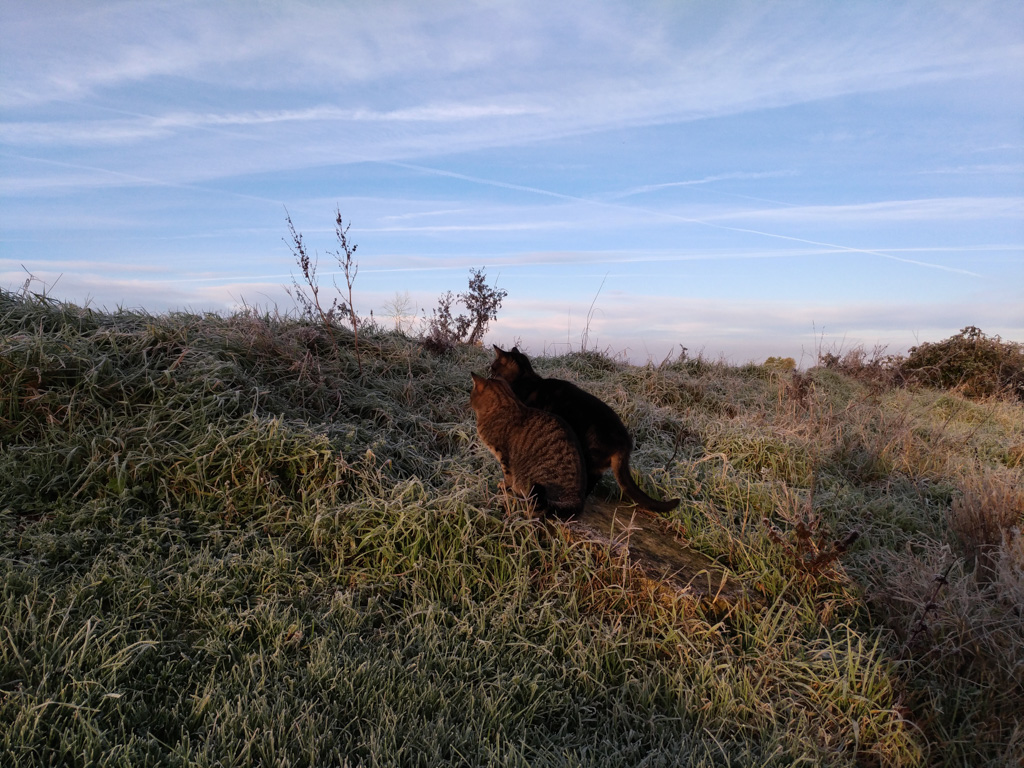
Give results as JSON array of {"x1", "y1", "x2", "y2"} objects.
[{"x1": 2, "y1": 289, "x2": 1022, "y2": 767}]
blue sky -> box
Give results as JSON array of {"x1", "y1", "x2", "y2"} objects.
[{"x1": 2, "y1": 1, "x2": 1022, "y2": 364}]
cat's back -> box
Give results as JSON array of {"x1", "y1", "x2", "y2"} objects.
[
  {"x1": 511, "y1": 404, "x2": 581, "y2": 461},
  {"x1": 511, "y1": 405, "x2": 585, "y2": 512},
  {"x1": 473, "y1": 374, "x2": 580, "y2": 456},
  {"x1": 521, "y1": 375, "x2": 629, "y2": 445}
]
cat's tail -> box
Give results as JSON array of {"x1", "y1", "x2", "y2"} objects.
[{"x1": 611, "y1": 452, "x2": 680, "y2": 513}]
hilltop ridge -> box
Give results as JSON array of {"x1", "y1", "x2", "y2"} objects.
[{"x1": 2, "y1": 290, "x2": 1022, "y2": 767}]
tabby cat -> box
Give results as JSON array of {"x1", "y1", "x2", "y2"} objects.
[
  {"x1": 470, "y1": 373, "x2": 586, "y2": 518},
  {"x1": 490, "y1": 346, "x2": 679, "y2": 512}
]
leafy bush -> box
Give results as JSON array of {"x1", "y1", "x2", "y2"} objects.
[{"x1": 902, "y1": 326, "x2": 1024, "y2": 400}]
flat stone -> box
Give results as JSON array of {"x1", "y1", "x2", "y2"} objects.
[{"x1": 564, "y1": 498, "x2": 747, "y2": 609}]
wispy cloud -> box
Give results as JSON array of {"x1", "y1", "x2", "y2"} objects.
[
  {"x1": 378, "y1": 161, "x2": 995, "y2": 276},
  {"x1": 4, "y1": 2, "x2": 1021, "y2": 148},
  {"x1": 0, "y1": 103, "x2": 547, "y2": 146},
  {"x1": 0, "y1": 151, "x2": 285, "y2": 203},
  {"x1": 716, "y1": 197, "x2": 1024, "y2": 223},
  {"x1": 378, "y1": 208, "x2": 473, "y2": 223},
  {"x1": 919, "y1": 164, "x2": 1024, "y2": 176},
  {"x1": 611, "y1": 171, "x2": 798, "y2": 199},
  {"x1": 0, "y1": 258, "x2": 168, "y2": 275}
]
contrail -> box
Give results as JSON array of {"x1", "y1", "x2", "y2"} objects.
[
  {"x1": 0, "y1": 151, "x2": 285, "y2": 206},
  {"x1": 610, "y1": 171, "x2": 799, "y2": 202},
  {"x1": 385, "y1": 160, "x2": 982, "y2": 277}
]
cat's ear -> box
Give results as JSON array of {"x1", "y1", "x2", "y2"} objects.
[
  {"x1": 471, "y1": 372, "x2": 486, "y2": 390},
  {"x1": 511, "y1": 346, "x2": 520, "y2": 354},
  {"x1": 492, "y1": 345, "x2": 506, "y2": 356}
]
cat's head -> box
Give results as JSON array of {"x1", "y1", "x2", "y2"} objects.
[
  {"x1": 490, "y1": 345, "x2": 533, "y2": 382},
  {"x1": 470, "y1": 372, "x2": 515, "y2": 411}
]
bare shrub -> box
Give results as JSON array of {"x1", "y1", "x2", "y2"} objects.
[
  {"x1": 461, "y1": 268, "x2": 507, "y2": 345},
  {"x1": 818, "y1": 343, "x2": 904, "y2": 389},
  {"x1": 383, "y1": 291, "x2": 415, "y2": 334},
  {"x1": 421, "y1": 291, "x2": 464, "y2": 355},
  {"x1": 285, "y1": 211, "x2": 343, "y2": 327},
  {"x1": 421, "y1": 268, "x2": 507, "y2": 354}
]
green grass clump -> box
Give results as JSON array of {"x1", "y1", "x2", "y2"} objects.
[{"x1": 2, "y1": 289, "x2": 1022, "y2": 767}]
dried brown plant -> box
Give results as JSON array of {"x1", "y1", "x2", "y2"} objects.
[{"x1": 765, "y1": 483, "x2": 860, "y2": 577}]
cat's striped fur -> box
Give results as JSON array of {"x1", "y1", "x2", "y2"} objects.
[{"x1": 470, "y1": 373, "x2": 586, "y2": 518}]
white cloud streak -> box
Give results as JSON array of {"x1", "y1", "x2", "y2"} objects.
[
  {"x1": 612, "y1": 171, "x2": 799, "y2": 199},
  {"x1": 716, "y1": 197, "x2": 1024, "y2": 224},
  {"x1": 378, "y1": 161, "x2": 994, "y2": 276},
  {"x1": 0, "y1": 104, "x2": 548, "y2": 146}
]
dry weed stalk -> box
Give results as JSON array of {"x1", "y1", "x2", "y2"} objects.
[
  {"x1": 285, "y1": 211, "x2": 341, "y2": 330},
  {"x1": 331, "y1": 209, "x2": 362, "y2": 375},
  {"x1": 903, "y1": 558, "x2": 956, "y2": 652},
  {"x1": 284, "y1": 209, "x2": 363, "y2": 375}
]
